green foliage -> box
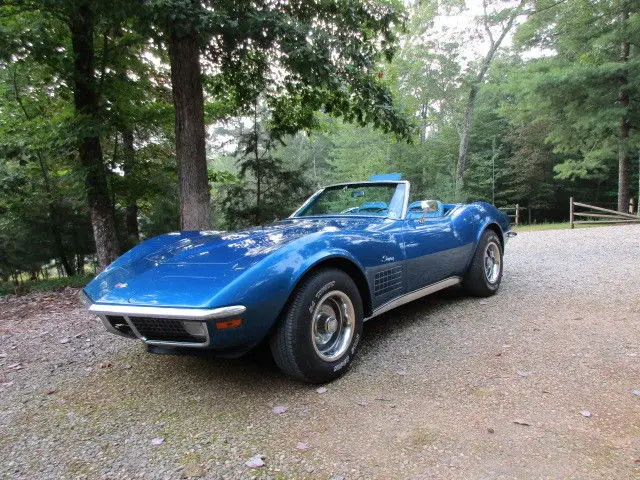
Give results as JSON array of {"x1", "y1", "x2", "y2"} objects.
[
  {"x1": 0, "y1": 273, "x2": 95, "y2": 297},
  {"x1": 511, "y1": 0, "x2": 639, "y2": 190},
  {"x1": 147, "y1": 0, "x2": 414, "y2": 139},
  {"x1": 212, "y1": 104, "x2": 311, "y2": 228},
  {"x1": 1, "y1": 0, "x2": 639, "y2": 285}
]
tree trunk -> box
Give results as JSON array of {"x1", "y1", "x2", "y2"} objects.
[
  {"x1": 457, "y1": 85, "x2": 478, "y2": 183},
  {"x1": 419, "y1": 103, "x2": 428, "y2": 143},
  {"x1": 121, "y1": 129, "x2": 140, "y2": 241},
  {"x1": 617, "y1": 9, "x2": 630, "y2": 212},
  {"x1": 254, "y1": 103, "x2": 261, "y2": 226},
  {"x1": 69, "y1": 2, "x2": 120, "y2": 269},
  {"x1": 168, "y1": 26, "x2": 210, "y2": 230},
  {"x1": 456, "y1": 0, "x2": 523, "y2": 190}
]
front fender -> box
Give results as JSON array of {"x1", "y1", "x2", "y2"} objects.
[
  {"x1": 285, "y1": 248, "x2": 366, "y2": 294},
  {"x1": 208, "y1": 237, "x2": 369, "y2": 348}
]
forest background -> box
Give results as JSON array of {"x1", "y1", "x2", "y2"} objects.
[{"x1": 1, "y1": 0, "x2": 638, "y2": 287}]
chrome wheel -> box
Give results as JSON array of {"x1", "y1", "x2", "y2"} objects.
[
  {"x1": 484, "y1": 242, "x2": 502, "y2": 284},
  {"x1": 311, "y1": 290, "x2": 355, "y2": 362}
]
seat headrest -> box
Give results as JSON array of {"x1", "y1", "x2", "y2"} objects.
[{"x1": 406, "y1": 200, "x2": 444, "y2": 218}]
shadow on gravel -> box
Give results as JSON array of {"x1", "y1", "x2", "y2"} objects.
[
  {"x1": 128, "y1": 285, "x2": 468, "y2": 392},
  {"x1": 361, "y1": 286, "x2": 465, "y2": 351}
]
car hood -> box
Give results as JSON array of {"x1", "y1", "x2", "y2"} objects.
[{"x1": 84, "y1": 216, "x2": 381, "y2": 308}]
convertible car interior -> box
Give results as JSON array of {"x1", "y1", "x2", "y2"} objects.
[
  {"x1": 406, "y1": 200, "x2": 458, "y2": 220},
  {"x1": 342, "y1": 199, "x2": 458, "y2": 219}
]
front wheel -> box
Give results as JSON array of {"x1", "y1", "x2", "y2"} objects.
[
  {"x1": 463, "y1": 229, "x2": 503, "y2": 297},
  {"x1": 270, "y1": 268, "x2": 363, "y2": 383}
]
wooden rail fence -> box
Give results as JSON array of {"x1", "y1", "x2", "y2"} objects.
[
  {"x1": 500, "y1": 204, "x2": 526, "y2": 226},
  {"x1": 569, "y1": 197, "x2": 640, "y2": 228}
]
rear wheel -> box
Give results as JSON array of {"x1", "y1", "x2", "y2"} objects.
[
  {"x1": 463, "y1": 229, "x2": 503, "y2": 297},
  {"x1": 270, "y1": 268, "x2": 363, "y2": 383}
]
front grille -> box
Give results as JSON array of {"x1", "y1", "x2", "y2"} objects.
[{"x1": 128, "y1": 317, "x2": 206, "y2": 343}]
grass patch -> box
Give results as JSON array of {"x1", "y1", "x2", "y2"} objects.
[
  {"x1": 514, "y1": 222, "x2": 607, "y2": 232},
  {"x1": 0, "y1": 273, "x2": 95, "y2": 296}
]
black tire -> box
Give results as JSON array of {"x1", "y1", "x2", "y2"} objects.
[
  {"x1": 269, "y1": 268, "x2": 364, "y2": 383},
  {"x1": 463, "y1": 229, "x2": 503, "y2": 297}
]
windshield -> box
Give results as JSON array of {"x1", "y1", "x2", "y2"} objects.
[{"x1": 295, "y1": 183, "x2": 407, "y2": 219}]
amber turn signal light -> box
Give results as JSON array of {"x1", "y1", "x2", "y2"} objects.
[{"x1": 215, "y1": 318, "x2": 242, "y2": 330}]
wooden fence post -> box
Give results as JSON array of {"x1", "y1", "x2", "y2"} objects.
[
  {"x1": 569, "y1": 197, "x2": 574, "y2": 229},
  {"x1": 515, "y1": 204, "x2": 520, "y2": 226}
]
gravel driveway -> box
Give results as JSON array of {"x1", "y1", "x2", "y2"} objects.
[{"x1": 1, "y1": 225, "x2": 639, "y2": 479}]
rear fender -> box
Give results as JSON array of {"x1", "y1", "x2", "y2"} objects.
[{"x1": 460, "y1": 203, "x2": 508, "y2": 272}]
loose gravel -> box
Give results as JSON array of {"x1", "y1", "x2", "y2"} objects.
[{"x1": 1, "y1": 224, "x2": 639, "y2": 479}]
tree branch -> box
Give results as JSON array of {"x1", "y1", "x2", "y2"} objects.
[
  {"x1": 525, "y1": 0, "x2": 570, "y2": 16},
  {"x1": 11, "y1": 67, "x2": 33, "y2": 120},
  {"x1": 482, "y1": 0, "x2": 495, "y2": 46}
]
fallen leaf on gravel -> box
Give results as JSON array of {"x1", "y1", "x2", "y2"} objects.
[
  {"x1": 272, "y1": 405, "x2": 288, "y2": 414},
  {"x1": 6, "y1": 363, "x2": 22, "y2": 370},
  {"x1": 59, "y1": 337, "x2": 70, "y2": 344},
  {"x1": 316, "y1": 387, "x2": 327, "y2": 394},
  {"x1": 46, "y1": 388, "x2": 57, "y2": 395},
  {"x1": 632, "y1": 389, "x2": 640, "y2": 397},
  {"x1": 98, "y1": 361, "x2": 113, "y2": 369},
  {"x1": 245, "y1": 455, "x2": 265, "y2": 468},
  {"x1": 151, "y1": 437, "x2": 164, "y2": 445},
  {"x1": 43, "y1": 297, "x2": 55, "y2": 301},
  {"x1": 517, "y1": 371, "x2": 533, "y2": 377},
  {"x1": 296, "y1": 442, "x2": 309, "y2": 450},
  {"x1": 487, "y1": 427, "x2": 495, "y2": 433},
  {"x1": 396, "y1": 370, "x2": 407, "y2": 376},
  {"x1": 513, "y1": 420, "x2": 531, "y2": 426},
  {"x1": 494, "y1": 352, "x2": 502, "y2": 356},
  {"x1": 1, "y1": 381, "x2": 13, "y2": 387},
  {"x1": 122, "y1": 364, "x2": 132, "y2": 370},
  {"x1": 357, "y1": 401, "x2": 369, "y2": 407},
  {"x1": 580, "y1": 410, "x2": 592, "y2": 418},
  {"x1": 634, "y1": 458, "x2": 640, "y2": 463}
]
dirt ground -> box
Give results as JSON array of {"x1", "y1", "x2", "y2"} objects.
[{"x1": 1, "y1": 224, "x2": 639, "y2": 480}]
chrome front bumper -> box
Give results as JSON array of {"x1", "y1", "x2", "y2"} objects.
[{"x1": 84, "y1": 298, "x2": 246, "y2": 348}]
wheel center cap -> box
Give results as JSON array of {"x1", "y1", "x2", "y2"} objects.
[{"x1": 324, "y1": 316, "x2": 338, "y2": 334}]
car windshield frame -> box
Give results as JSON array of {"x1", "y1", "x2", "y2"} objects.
[{"x1": 290, "y1": 181, "x2": 410, "y2": 220}]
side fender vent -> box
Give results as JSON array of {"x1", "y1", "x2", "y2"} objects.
[{"x1": 374, "y1": 266, "x2": 403, "y2": 297}]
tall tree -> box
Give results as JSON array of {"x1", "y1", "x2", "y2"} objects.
[
  {"x1": 456, "y1": 0, "x2": 526, "y2": 191},
  {"x1": 163, "y1": 2, "x2": 209, "y2": 230},
  {"x1": 148, "y1": 0, "x2": 413, "y2": 230},
  {"x1": 68, "y1": 0, "x2": 120, "y2": 267},
  {"x1": 514, "y1": 0, "x2": 639, "y2": 211}
]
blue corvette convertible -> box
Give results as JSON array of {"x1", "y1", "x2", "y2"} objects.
[{"x1": 83, "y1": 174, "x2": 514, "y2": 383}]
